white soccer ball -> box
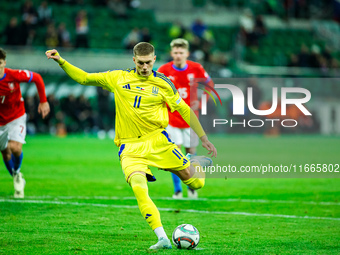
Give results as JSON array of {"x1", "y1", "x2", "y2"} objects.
[{"x1": 172, "y1": 224, "x2": 200, "y2": 249}]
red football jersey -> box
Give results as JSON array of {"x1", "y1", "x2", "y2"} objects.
[
  {"x1": 158, "y1": 60, "x2": 211, "y2": 128},
  {"x1": 0, "y1": 68, "x2": 47, "y2": 125}
]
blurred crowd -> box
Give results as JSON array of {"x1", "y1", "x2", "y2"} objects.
[
  {"x1": 1, "y1": 0, "x2": 140, "y2": 49},
  {"x1": 288, "y1": 44, "x2": 338, "y2": 70},
  {"x1": 2, "y1": 0, "x2": 71, "y2": 48},
  {"x1": 167, "y1": 19, "x2": 225, "y2": 66},
  {"x1": 239, "y1": 8, "x2": 340, "y2": 71},
  {"x1": 1, "y1": 0, "x2": 226, "y2": 67},
  {"x1": 25, "y1": 87, "x2": 115, "y2": 137},
  {"x1": 2, "y1": 0, "x2": 339, "y2": 71},
  {"x1": 239, "y1": 9, "x2": 267, "y2": 48}
]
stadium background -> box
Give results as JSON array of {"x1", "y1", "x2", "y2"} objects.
[{"x1": 1, "y1": 0, "x2": 339, "y2": 254}]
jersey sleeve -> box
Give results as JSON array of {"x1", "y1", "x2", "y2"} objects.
[
  {"x1": 196, "y1": 63, "x2": 214, "y2": 103},
  {"x1": 60, "y1": 61, "x2": 112, "y2": 90},
  {"x1": 30, "y1": 72, "x2": 47, "y2": 103},
  {"x1": 160, "y1": 77, "x2": 183, "y2": 113},
  {"x1": 197, "y1": 63, "x2": 211, "y2": 82},
  {"x1": 104, "y1": 70, "x2": 124, "y2": 92},
  {"x1": 13, "y1": 69, "x2": 34, "y2": 83}
]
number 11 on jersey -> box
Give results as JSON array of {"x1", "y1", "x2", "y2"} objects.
[{"x1": 134, "y1": 95, "x2": 142, "y2": 108}]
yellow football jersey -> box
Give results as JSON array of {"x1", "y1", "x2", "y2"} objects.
[
  {"x1": 60, "y1": 62, "x2": 190, "y2": 146},
  {"x1": 106, "y1": 68, "x2": 187, "y2": 146}
]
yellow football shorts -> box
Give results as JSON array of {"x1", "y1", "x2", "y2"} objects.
[{"x1": 118, "y1": 129, "x2": 190, "y2": 182}]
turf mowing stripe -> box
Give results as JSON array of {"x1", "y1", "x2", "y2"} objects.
[
  {"x1": 20, "y1": 196, "x2": 340, "y2": 206},
  {"x1": 1, "y1": 198, "x2": 340, "y2": 221},
  {"x1": 0, "y1": 198, "x2": 138, "y2": 209}
]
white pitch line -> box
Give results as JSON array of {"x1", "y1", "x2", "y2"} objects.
[
  {"x1": 1, "y1": 198, "x2": 340, "y2": 221},
  {"x1": 19, "y1": 195, "x2": 340, "y2": 206}
]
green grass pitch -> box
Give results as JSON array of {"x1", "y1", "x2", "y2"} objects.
[{"x1": 0, "y1": 135, "x2": 339, "y2": 254}]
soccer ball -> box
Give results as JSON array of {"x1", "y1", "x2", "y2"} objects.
[{"x1": 172, "y1": 224, "x2": 200, "y2": 249}]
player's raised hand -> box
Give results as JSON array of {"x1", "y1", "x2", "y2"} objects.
[
  {"x1": 38, "y1": 102, "x2": 50, "y2": 119},
  {"x1": 200, "y1": 135, "x2": 217, "y2": 158},
  {"x1": 45, "y1": 49, "x2": 59, "y2": 60},
  {"x1": 45, "y1": 49, "x2": 65, "y2": 64}
]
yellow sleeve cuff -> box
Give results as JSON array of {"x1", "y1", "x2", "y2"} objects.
[{"x1": 57, "y1": 57, "x2": 66, "y2": 65}]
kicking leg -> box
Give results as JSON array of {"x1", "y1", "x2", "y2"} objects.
[
  {"x1": 168, "y1": 165, "x2": 205, "y2": 190},
  {"x1": 168, "y1": 153, "x2": 213, "y2": 190},
  {"x1": 127, "y1": 172, "x2": 172, "y2": 250}
]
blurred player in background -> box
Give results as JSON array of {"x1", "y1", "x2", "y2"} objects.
[
  {"x1": 0, "y1": 48, "x2": 50, "y2": 198},
  {"x1": 158, "y1": 38, "x2": 214, "y2": 199},
  {"x1": 46, "y1": 42, "x2": 217, "y2": 250}
]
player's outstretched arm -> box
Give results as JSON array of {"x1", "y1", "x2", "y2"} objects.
[
  {"x1": 177, "y1": 104, "x2": 217, "y2": 157},
  {"x1": 189, "y1": 108, "x2": 217, "y2": 158},
  {"x1": 45, "y1": 49, "x2": 107, "y2": 87},
  {"x1": 27, "y1": 71, "x2": 50, "y2": 119}
]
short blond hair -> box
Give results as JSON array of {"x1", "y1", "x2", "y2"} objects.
[
  {"x1": 133, "y1": 42, "x2": 155, "y2": 56},
  {"x1": 170, "y1": 38, "x2": 189, "y2": 50}
]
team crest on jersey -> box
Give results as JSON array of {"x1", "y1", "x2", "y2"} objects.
[
  {"x1": 8, "y1": 83, "x2": 14, "y2": 91},
  {"x1": 187, "y1": 73, "x2": 195, "y2": 86},
  {"x1": 152, "y1": 86, "x2": 159, "y2": 95}
]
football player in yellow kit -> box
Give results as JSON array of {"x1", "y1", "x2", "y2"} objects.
[{"x1": 46, "y1": 42, "x2": 217, "y2": 249}]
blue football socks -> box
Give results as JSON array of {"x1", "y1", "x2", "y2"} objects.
[
  {"x1": 172, "y1": 173, "x2": 182, "y2": 193},
  {"x1": 12, "y1": 152, "x2": 23, "y2": 171},
  {"x1": 4, "y1": 158, "x2": 14, "y2": 176}
]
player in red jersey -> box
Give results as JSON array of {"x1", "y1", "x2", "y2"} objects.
[
  {"x1": 158, "y1": 38, "x2": 214, "y2": 199},
  {"x1": 0, "y1": 48, "x2": 50, "y2": 198}
]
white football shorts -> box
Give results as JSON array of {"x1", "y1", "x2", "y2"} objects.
[
  {"x1": 166, "y1": 124, "x2": 199, "y2": 148},
  {"x1": 0, "y1": 114, "x2": 27, "y2": 151}
]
